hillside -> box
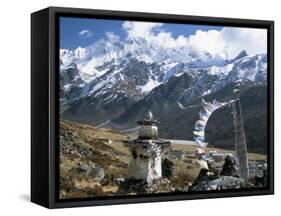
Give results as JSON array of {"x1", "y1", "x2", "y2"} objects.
[
  {"x1": 59, "y1": 120, "x2": 130, "y2": 198},
  {"x1": 59, "y1": 120, "x2": 267, "y2": 199},
  {"x1": 158, "y1": 85, "x2": 267, "y2": 154},
  {"x1": 59, "y1": 120, "x2": 200, "y2": 199}
]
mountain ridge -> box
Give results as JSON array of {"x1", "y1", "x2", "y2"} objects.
[
  {"x1": 59, "y1": 37, "x2": 268, "y2": 153},
  {"x1": 60, "y1": 38, "x2": 267, "y2": 126}
]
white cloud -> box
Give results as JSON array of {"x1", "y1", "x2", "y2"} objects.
[
  {"x1": 186, "y1": 27, "x2": 267, "y2": 59},
  {"x1": 187, "y1": 30, "x2": 225, "y2": 58},
  {"x1": 220, "y1": 27, "x2": 267, "y2": 58},
  {"x1": 78, "y1": 29, "x2": 94, "y2": 38},
  {"x1": 150, "y1": 32, "x2": 189, "y2": 48},
  {"x1": 121, "y1": 21, "x2": 267, "y2": 60},
  {"x1": 122, "y1": 21, "x2": 163, "y2": 38},
  {"x1": 106, "y1": 32, "x2": 120, "y2": 43},
  {"x1": 122, "y1": 21, "x2": 188, "y2": 48}
]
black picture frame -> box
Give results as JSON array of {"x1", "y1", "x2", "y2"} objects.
[{"x1": 31, "y1": 6, "x2": 274, "y2": 208}]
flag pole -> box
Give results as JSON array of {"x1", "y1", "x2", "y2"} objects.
[{"x1": 232, "y1": 84, "x2": 249, "y2": 180}]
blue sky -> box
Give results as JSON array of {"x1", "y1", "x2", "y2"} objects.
[{"x1": 60, "y1": 17, "x2": 223, "y2": 50}]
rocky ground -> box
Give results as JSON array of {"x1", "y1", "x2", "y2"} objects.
[
  {"x1": 59, "y1": 120, "x2": 200, "y2": 198},
  {"x1": 59, "y1": 120, "x2": 267, "y2": 199},
  {"x1": 59, "y1": 120, "x2": 129, "y2": 198}
]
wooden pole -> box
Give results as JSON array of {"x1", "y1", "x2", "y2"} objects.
[{"x1": 232, "y1": 84, "x2": 249, "y2": 180}]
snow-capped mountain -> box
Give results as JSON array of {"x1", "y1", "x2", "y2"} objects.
[{"x1": 60, "y1": 36, "x2": 267, "y2": 126}]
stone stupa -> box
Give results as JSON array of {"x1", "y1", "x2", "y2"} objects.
[{"x1": 124, "y1": 111, "x2": 171, "y2": 185}]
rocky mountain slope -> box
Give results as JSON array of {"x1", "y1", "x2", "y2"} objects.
[{"x1": 158, "y1": 84, "x2": 267, "y2": 153}]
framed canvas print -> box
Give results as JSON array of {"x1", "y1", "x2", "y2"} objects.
[{"x1": 31, "y1": 6, "x2": 274, "y2": 208}]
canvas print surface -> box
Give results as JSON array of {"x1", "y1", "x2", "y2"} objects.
[{"x1": 59, "y1": 17, "x2": 268, "y2": 199}]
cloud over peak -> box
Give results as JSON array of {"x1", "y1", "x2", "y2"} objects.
[
  {"x1": 106, "y1": 32, "x2": 120, "y2": 43},
  {"x1": 121, "y1": 21, "x2": 267, "y2": 59},
  {"x1": 122, "y1": 21, "x2": 163, "y2": 38}
]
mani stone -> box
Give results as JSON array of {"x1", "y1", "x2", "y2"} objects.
[{"x1": 124, "y1": 111, "x2": 170, "y2": 185}]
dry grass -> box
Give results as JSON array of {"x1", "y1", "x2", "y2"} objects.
[
  {"x1": 60, "y1": 120, "x2": 127, "y2": 141},
  {"x1": 59, "y1": 120, "x2": 131, "y2": 198},
  {"x1": 60, "y1": 119, "x2": 266, "y2": 199},
  {"x1": 170, "y1": 158, "x2": 201, "y2": 185}
]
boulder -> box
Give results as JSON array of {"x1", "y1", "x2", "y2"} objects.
[
  {"x1": 220, "y1": 154, "x2": 239, "y2": 177},
  {"x1": 75, "y1": 162, "x2": 105, "y2": 181},
  {"x1": 191, "y1": 176, "x2": 247, "y2": 191}
]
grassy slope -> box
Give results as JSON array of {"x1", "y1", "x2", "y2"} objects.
[
  {"x1": 60, "y1": 120, "x2": 201, "y2": 198},
  {"x1": 60, "y1": 120, "x2": 130, "y2": 198},
  {"x1": 59, "y1": 120, "x2": 266, "y2": 199}
]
